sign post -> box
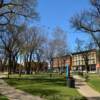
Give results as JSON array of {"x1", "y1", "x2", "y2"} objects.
[
  {"x1": 66, "y1": 64, "x2": 75, "y2": 88},
  {"x1": 66, "y1": 64, "x2": 69, "y2": 80}
]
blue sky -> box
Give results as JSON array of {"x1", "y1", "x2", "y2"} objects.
[{"x1": 36, "y1": 0, "x2": 91, "y2": 51}]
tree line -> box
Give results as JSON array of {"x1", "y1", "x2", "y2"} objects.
[{"x1": 0, "y1": 0, "x2": 100, "y2": 76}]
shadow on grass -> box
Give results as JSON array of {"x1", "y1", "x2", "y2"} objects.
[
  {"x1": 23, "y1": 88, "x2": 60, "y2": 98},
  {"x1": 4, "y1": 77, "x2": 66, "y2": 86},
  {"x1": 0, "y1": 94, "x2": 8, "y2": 100},
  {"x1": 4, "y1": 78, "x2": 67, "y2": 100},
  {"x1": 4, "y1": 77, "x2": 85, "y2": 100}
]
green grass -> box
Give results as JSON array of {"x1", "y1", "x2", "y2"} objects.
[
  {"x1": 4, "y1": 73, "x2": 86, "y2": 100},
  {"x1": 7, "y1": 73, "x2": 65, "y2": 78},
  {"x1": 0, "y1": 94, "x2": 8, "y2": 100},
  {"x1": 87, "y1": 73, "x2": 100, "y2": 93}
]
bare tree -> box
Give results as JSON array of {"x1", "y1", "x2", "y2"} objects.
[
  {"x1": 44, "y1": 27, "x2": 68, "y2": 73},
  {"x1": 75, "y1": 38, "x2": 95, "y2": 73},
  {"x1": 71, "y1": 0, "x2": 100, "y2": 49},
  {"x1": 21, "y1": 26, "x2": 46, "y2": 74},
  {"x1": 44, "y1": 40, "x2": 56, "y2": 70},
  {"x1": 53, "y1": 27, "x2": 68, "y2": 73},
  {"x1": 0, "y1": 0, "x2": 38, "y2": 26},
  {"x1": 0, "y1": 24, "x2": 24, "y2": 77}
]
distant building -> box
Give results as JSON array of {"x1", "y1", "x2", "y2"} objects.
[
  {"x1": 52, "y1": 49, "x2": 100, "y2": 72},
  {"x1": 72, "y1": 49, "x2": 97, "y2": 71},
  {"x1": 52, "y1": 55, "x2": 72, "y2": 72}
]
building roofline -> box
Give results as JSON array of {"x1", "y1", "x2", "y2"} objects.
[
  {"x1": 52, "y1": 55, "x2": 71, "y2": 59},
  {"x1": 52, "y1": 49, "x2": 97, "y2": 59},
  {"x1": 72, "y1": 49, "x2": 96, "y2": 55}
]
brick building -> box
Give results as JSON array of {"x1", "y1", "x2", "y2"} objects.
[
  {"x1": 52, "y1": 49, "x2": 100, "y2": 72},
  {"x1": 52, "y1": 55, "x2": 72, "y2": 72}
]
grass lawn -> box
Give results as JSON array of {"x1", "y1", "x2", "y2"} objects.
[
  {"x1": 4, "y1": 73, "x2": 86, "y2": 100},
  {"x1": 0, "y1": 94, "x2": 8, "y2": 100},
  {"x1": 87, "y1": 73, "x2": 100, "y2": 93}
]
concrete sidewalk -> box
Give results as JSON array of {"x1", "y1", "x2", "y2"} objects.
[
  {"x1": 74, "y1": 75, "x2": 100, "y2": 100},
  {"x1": 0, "y1": 75, "x2": 44, "y2": 100}
]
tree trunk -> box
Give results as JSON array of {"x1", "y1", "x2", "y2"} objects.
[
  {"x1": 12, "y1": 56, "x2": 16, "y2": 73},
  {"x1": 8, "y1": 53, "x2": 12, "y2": 78},
  {"x1": 26, "y1": 52, "x2": 32, "y2": 74}
]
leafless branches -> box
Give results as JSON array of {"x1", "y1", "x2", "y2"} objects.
[
  {"x1": 0, "y1": 0, "x2": 38, "y2": 26},
  {"x1": 71, "y1": 0, "x2": 100, "y2": 49}
]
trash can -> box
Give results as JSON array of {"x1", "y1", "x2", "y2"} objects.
[{"x1": 67, "y1": 77, "x2": 75, "y2": 88}]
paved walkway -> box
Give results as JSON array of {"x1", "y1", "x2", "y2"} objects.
[
  {"x1": 74, "y1": 75, "x2": 100, "y2": 100},
  {"x1": 0, "y1": 75, "x2": 44, "y2": 100}
]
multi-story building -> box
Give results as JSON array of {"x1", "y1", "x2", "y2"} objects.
[
  {"x1": 72, "y1": 49, "x2": 97, "y2": 71},
  {"x1": 52, "y1": 49, "x2": 100, "y2": 72},
  {"x1": 52, "y1": 55, "x2": 72, "y2": 72},
  {"x1": 96, "y1": 49, "x2": 100, "y2": 71}
]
